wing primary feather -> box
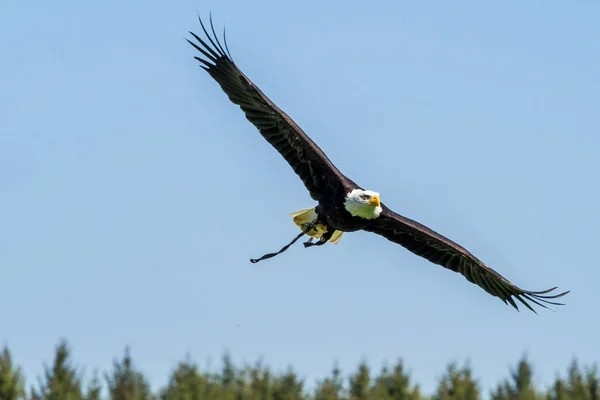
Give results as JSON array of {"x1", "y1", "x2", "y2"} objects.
[
  {"x1": 209, "y1": 14, "x2": 229, "y2": 58},
  {"x1": 486, "y1": 275, "x2": 517, "y2": 309},
  {"x1": 514, "y1": 294, "x2": 538, "y2": 313},
  {"x1": 223, "y1": 25, "x2": 234, "y2": 61},
  {"x1": 481, "y1": 273, "x2": 505, "y2": 299},
  {"x1": 511, "y1": 286, "x2": 570, "y2": 302},
  {"x1": 523, "y1": 294, "x2": 564, "y2": 307},
  {"x1": 522, "y1": 291, "x2": 568, "y2": 305},
  {"x1": 488, "y1": 279, "x2": 517, "y2": 307},
  {"x1": 519, "y1": 292, "x2": 556, "y2": 312},
  {"x1": 506, "y1": 298, "x2": 519, "y2": 311},
  {"x1": 523, "y1": 287, "x2": 569, "y2": 297},
  {"x1": 197, "y1": 15, "x2": 224, "y2": 58},
  {"x1": 188, "y1": 32, "x2": 219, "y2": 61},
  {"x1": 193, "y1": 56, "x2": 215, "y2": 69},
  {"x1": 525, "y1": 287, "x2": 558, "y2": 294},
  {"x1": 525, "y1": 289, "x2": 570, "y2": 299},
  {"x1": 199, "y1": 14, "x2": 225, "y2": 58}
]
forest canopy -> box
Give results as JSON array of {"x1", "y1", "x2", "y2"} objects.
[{"x1": 0, "y1": 340, "x2": 597, "y2": 400}]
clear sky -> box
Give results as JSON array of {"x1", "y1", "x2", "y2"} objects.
[{"x1": 1, "y1": 0, "x2": 598, "y2": 396}]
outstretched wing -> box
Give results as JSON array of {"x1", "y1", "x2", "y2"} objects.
[
  {"x1": 187, "y1": 16, "x2": 347, "y2": 201},
  {"x1": 363, "y1": 205, "x2": 569, "y2": 312}
]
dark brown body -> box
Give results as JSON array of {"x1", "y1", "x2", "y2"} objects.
[{"x1": 314, "y1": 177, "x2": 372, "y2": 233}]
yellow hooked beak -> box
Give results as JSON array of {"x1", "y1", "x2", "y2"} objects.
[{"x1": 369, "y1": 195, "x2": 381, "y2": 207}]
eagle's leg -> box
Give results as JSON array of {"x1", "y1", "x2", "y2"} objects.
[{"x1": 303, "y1": 224, "x2": 334, "y2": 248}]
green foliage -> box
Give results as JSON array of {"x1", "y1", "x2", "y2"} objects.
[
  {"x1": 160, "y1": 357, "x2": 222, "y2": 400},
  {"x1": 85, "y1": 371, "x2": 102, "y2": 400},
  {"x1": 105, "y1": 347, "x2": 154, "y2": 400},
  {"x1": 434, "y1": 362, "x2": 479, "y2": 400},
  {"x1": 545, "y1": 360, "x2": 600, "y2": 400},
  {"x1": 221, "y1": 351, "x2": 236, "y2": 389},
  {"x1": 0, "y1": 346, "x2": 26, "y2": 400},
  {"x1": 2, "y1": 339, "x2": 598, "y2": 400},
  {"x1": 372, "y1": 359, "x2": 422, "y2": 400},
  {"x1": 546, "y1": 376, "x2": 568, "y2": 400},
  {"x1": 272, "y1": 368, "x2": 304, "y2": 400},
  {"x1": 491, "y1": 355, "x2": 540, "y2": 400},
  {"x1": 30, "y1": 339, "x2": 83, "y2": 400},
  {"x1": 248, "y1": 359, "x2": 273, "y2": 400},
  {"x1": 314, "y1": 363, "x2": 343, "y2": 400},
  {"x1": 348, "y1": 361, "x2": 370, "y2": 400}
]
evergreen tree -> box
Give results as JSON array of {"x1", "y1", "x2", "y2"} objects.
[
  {"x1": 223, "y1": 362, "x2": 254, "y2": 400},
  {"x1": 221, "y1": 351, "x2": 236, "y2": 388},
  {"x1": 349, "y1": 361, "x2": 370, "y2": 400},
  {"x1": 586, "y1": 365, "x2": 598, "y2": 400},
  {"x1": 314, "y1": 363, "x2": 343, "y2": 400},
  {"x1": 272, "y1": 367, "x2": 304, "y2": 400},
  {"x1": 545, "y1": 376, "x2": 568, "y2": 400},
  {"x1": 247, "y1": 359, "x2": 273, "y2": 400},
  {"x1": 85, "y1": 370, "x2": 102, "y2": 400},
  {"x1": 217, "y1": 352, "x2": 238, "y2": 400},
  {"x1": 160, "y1": 357, "x2": 223, "y2": 400},
  {"x1": 369, "y1": 363, "x2": 393, "y2": 400},
  {"x1": 0, "y1": 346, "x2": 26, "y2": 400},
  {"x1": 491, "y1": 355, "x2": 539, "y2": 400},
  {"x1": 433, "y1": 362, "x2": 479, "y2": 400},
  {"x1": 492, "y1": 384, "x2": 509, "y2": 400},
  {"x1": 372, "y1": 359, "x2": 422, "y2": 400},
  {"x1": 31, "y1": 339, "x2": 83, "y2": 400},
  {"x1": 551, "y1": 360, "x2": 600, "y2": 400},
  {"x1": 105, "y1": 347, "x2": 154, "y2": 400},
  {"x1": 566, "y1": 360, "x2": 588, "y2": 400}
]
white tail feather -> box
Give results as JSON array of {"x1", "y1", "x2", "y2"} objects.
[{"x1": 289, "y1": 207, "x2": 344, "y2": 244}]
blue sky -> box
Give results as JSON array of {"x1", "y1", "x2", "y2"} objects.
[{"x1": 1, "y1": 0, "x2": 598, "y2": 396}]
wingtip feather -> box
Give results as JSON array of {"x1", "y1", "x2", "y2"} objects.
[{"x1": 510, "y1": 286, "x2": 570, "y2": 313}]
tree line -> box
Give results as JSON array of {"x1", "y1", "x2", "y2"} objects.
[{"x1": 0, "y1": 339, "x2": 597, "y2": 400}]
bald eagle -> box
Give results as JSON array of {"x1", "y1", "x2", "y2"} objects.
[{"x1": 187, "y1": 16, "x2": 569, "y2": 313}]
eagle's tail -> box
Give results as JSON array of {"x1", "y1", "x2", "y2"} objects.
[{"x1": 289, "y1": 208, "x2": 344, "y2": 244}]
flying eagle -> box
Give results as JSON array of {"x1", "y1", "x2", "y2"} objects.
[{"x1": 187, "y1": 16, "x2": 569, "y2": 313}]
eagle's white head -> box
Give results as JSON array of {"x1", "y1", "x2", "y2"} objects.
[{"x1": 344, "y1": 189, "x2": 383, "y2": 220}]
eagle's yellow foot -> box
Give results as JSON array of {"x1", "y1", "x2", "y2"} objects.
[
  {"x1": 290, "y1": 207, "x2": 344, "y2": 244},
  {"x1": 304, "y1": 227, "x2": 333, "y2": 248}
]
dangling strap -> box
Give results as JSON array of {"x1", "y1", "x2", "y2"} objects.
[{"x1": 250, "y1": 224, "x2": 314, "y2": 263}]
